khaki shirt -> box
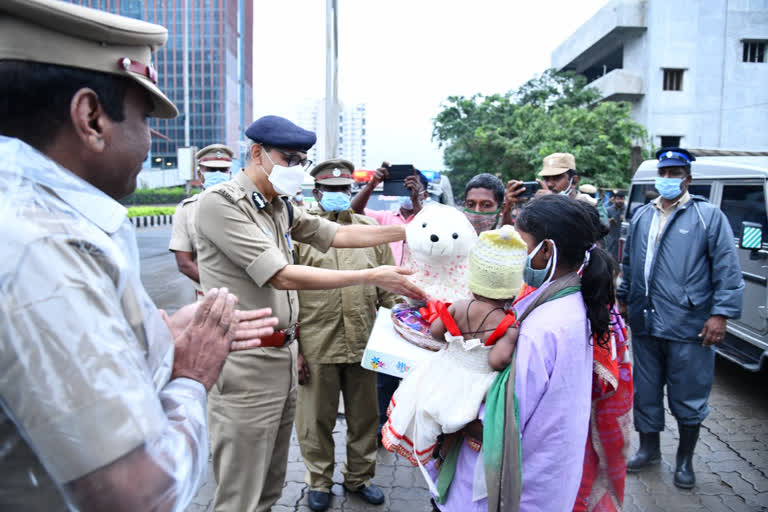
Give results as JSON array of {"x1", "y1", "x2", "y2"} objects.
[
  {"x1": 196, "y1": 171, "x2": 339, "y2": 329},
  {"x1": 169, "y1": 194, "x2": 202, "y2": 293},
  {"x1": 0, "y1": 136, "x2": 208, "y2": 506},
  {"x1": 296, "y1": 207, "x2": 399, "y2": 364}
]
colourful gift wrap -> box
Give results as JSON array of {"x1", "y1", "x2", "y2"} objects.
[{"x1": 361, "y1": 307, "x2": 435, "y2": 377}]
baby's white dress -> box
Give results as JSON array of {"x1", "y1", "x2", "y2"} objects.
[{"x1": 381, "y1": 332, "x2": 498, "y2": 466}]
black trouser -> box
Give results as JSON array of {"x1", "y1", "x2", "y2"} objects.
[
  {"x1": 632, "y1": 335, "x2": 715, "y2": 432},
  {"x1": 376, "y1": 373, "x2": 401, "y2": 431}
]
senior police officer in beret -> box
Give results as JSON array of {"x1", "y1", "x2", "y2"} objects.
[
  {"x1": 196, "y1": 115, "x2": 425, "y2": 512},
  {"x1": 169, "y1": 143, "x2": 234, "y2": 299},
  {"x1": 0, "y1": 1, "x2": 278, "y2": 510},
  {"x1": 294, "y1": 159, "x2": 399, "y2": 511},
  {"x1": 618, "y1": 147, "x2": 743, "y2": 488}
]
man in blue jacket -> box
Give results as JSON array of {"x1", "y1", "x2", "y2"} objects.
[{"x1": 617, "y1": 147, "x2": 743, "y2": 489}]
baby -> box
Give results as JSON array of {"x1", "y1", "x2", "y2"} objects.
[{"x1": 381, "y1": 225, "x2": 527, "y2": 466}]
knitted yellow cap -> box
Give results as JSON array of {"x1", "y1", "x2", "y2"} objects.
[{"x1": 468, "y1": 225, "x2": 528, "y2": 299}]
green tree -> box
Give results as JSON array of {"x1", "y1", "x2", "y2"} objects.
[{"x1": 433, "y1": 69, "x2": 649, "y2": 198}]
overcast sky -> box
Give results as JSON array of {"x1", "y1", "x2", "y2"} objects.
[{"x1": 253, "y1": 0, "x2": 608, "y2": 170}]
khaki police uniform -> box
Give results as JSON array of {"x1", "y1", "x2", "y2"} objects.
[
  {"x1": 169, "y1": 144, "x2": 233, "y2": 297},
  {"x1": 196, "y1": 169, "x2": 339, "y2": 512},
  {"x1": 294, "y1": 160, "x2": 398, "y2": 494},
  {"x1": 169, "y1": 194, "x2": 202, "y2": 294}
]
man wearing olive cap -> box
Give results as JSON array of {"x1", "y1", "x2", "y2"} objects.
[
  {"x1": 0, "y1": 1, "x2": 277, "y2": 510},
  {"x1": 169, "y1": 143, "x2": 234, "y2": 299},
  {"x1": 294, "y1": 159, "x2": 398, "y2": 511},
  {"x1": 196, "y1": 118, "x2": 425, "y2": 512}
]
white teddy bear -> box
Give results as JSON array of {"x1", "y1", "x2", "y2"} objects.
[{"x1": 402, "y1": 203, "x2": 478, "y2": 303}]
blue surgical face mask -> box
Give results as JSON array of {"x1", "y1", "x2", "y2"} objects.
[
  {"x1": 202, "y1": 171, "x2": 230, "y2": 189},
  {"x1": 654, "y1": 177, "x2": 683, "y2": 200},
  {"x1": 522, "y1": 239, "x2": 557, "y2": 288},
  {"x1": 319, "y1": 191, "x2": 351, "y2": 212}
]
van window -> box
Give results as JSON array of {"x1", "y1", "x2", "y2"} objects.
[
  {"x1": 720, "y1": 184, "x2": 768, "y2": 237},
  {"x1": 689, "y1": 184, "x2": 711, "y2": 199},
  {"x1": 626, "y1": 184, "x2": 659, "y2": 220}
]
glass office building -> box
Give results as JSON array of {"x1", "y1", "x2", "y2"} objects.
[{"x1": 66, "y1": 0, "x2": 253, "y2": 169}]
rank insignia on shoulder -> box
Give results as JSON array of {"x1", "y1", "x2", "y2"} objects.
[{"x1": 252, "y1": 191, "x2": 267, "y2": 210}]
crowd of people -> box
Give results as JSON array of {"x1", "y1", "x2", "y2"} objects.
[{"x1": 0, "y1": 2, "x2": 746, "y2": 512}]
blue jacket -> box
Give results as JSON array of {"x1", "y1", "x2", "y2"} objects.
[{"x1": 617, "y1": 195, "x2": 744, "y2": 342}]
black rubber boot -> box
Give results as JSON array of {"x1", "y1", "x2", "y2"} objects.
[
  {"x1": 674, "y1": 423, "x2": 700, "y2": 489},
  {"x1": 627, "y1": 432, "x2": 661, "y2": 472}
]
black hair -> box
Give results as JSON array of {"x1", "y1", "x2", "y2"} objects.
[
  {"x1": 465, "y1": 173, "x2": 504, "y2": 206},
  {"x1": 0, "y1": 61, "x2": 129, "y2": 150},
  {"x1": 516, "y1": 194, "x2": 615, "y2": 348}
]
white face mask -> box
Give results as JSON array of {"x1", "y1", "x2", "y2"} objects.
[
  {"x1": 559, "y1": 178, "x2": 574, "y2": 196},
  {"x1": 261, "y1": 149, "x2": 306, "y2": 196}
]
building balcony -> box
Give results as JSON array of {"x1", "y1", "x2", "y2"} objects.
[
  {"x1": 552, "y1": 0, "x2": 646, "y2": 73},
  {"x1": 589, "y1": 69, "x2": 644, "y2": 102}
]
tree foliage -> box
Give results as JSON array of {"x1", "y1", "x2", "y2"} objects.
[{"x1": 432, "y1": 69, "x2": 649, "y2": 197}]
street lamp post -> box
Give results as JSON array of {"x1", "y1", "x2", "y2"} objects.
[{"x1": 325, "y1": 0, "x2": 339, "y2": 161}]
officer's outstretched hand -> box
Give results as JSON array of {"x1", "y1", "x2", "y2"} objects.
[{"x1": 368, "y1": 266, "x2": 426, "y2": 301}]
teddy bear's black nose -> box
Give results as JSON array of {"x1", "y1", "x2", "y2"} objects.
[{"x1": 430, "y1": 234, "x2": 439, "y2": 242}]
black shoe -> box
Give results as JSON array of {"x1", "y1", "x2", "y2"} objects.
[
  {"x1": 308, "y1": 490, "x2": 331, "y2": 511},
  {"x1": 350, "y1": 484, "x2": 385, "y2": 505},
  {"x1": 674, "y1": 423, "x2": 700, "y2": 489},
  {"x1": 627, "y1": 432, "x2": 661, "y2": 472}
]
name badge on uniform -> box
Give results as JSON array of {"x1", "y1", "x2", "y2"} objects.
[{"x1": 252, "y1": 191, "x2": 267, "y2": 210}]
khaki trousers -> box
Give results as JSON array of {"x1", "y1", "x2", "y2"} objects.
[
  {"x1": 295, "y1": 361, "x2": 378, "y2": 492},
  {"x1": 208, "y1": 342, "x2": 298, "y2": 512}
]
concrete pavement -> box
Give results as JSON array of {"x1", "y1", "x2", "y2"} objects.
[{"x1": 137, "y1": 225, "x2": 768, "y2": 512}]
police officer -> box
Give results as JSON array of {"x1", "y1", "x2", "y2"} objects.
[
  {"x1": 618, "y1": 147, "x2": 743, "y2": 488},
  {"x1": 196, "y1": 115, "x2": 425, "y2": 512},
  {"x1": 505, "y1": 153, "x2": 607, "y2": 224},
  {"x1": 169, "y1": 144, "x2": 234, "y2": 298},
  {"x1": 294, "y1": 159, "x2": 399, "y2": 511},
  {"x1": 0, "y1": 1, "x2": 277, "y2": 509}
]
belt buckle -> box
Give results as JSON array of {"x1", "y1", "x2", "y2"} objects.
[{"x1": 284, "y1": 325, "x2": 297, "y2": 344}]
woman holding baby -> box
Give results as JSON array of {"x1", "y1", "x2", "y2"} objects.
[{"x1": 429, "y1": 195, "x2": 619, "y2": 512}]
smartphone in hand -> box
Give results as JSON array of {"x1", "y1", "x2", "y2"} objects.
[
  {"x1": 383, "y1": 165, "x2": 426, "y2": 196},
  {"x1": 520, "y1": 181, "x2": 541, "y2": 197}
]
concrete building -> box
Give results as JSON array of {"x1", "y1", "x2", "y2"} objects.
[
  {"x1": 552, "y1": 0, "x2": 768, "y2": 150},
  {"x1": 66, "y1": 0, "x2": 253, "y2": 169},
  {"x1": 296, "y1": 99, "x2": 368, "y2": 167}
]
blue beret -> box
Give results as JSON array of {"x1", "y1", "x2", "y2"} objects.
[
  {"x1": 245, "y1": 115, "x2": 316, "y2": 152},
  {"x1": 656, "y1": 147, "x2": 695, "y2": 168}
]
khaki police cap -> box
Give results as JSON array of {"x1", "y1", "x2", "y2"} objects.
[
  {"x1": 0, "y1": 0, "x2": 178, "y2": 119},
  {"x1": 579, "y1": 183, "x2": 597, "y2": 195},
  {"x1": 197, "y1": 144, "x2": 234, "y2": 169},
  {"x1": 539, "y1": 153, "x2": 576, "y2": 177},
  {"x1": 310, "y1": 159, "x2": 355, "y2": 185}
]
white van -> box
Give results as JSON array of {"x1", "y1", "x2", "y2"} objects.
[{"x1": 623, "y1": 153, "x2": 768, "y2": 372}]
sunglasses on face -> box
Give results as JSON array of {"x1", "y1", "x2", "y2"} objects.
[{"x1": 272, "y1": 148, "x2": 312, "y2": 169}]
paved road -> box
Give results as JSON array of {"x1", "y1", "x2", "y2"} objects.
[
  {"x1": 137, "y1": 226, "x2": 197, "y2": 313},
  {"x1": 138, "y1": 226, "x2": 768, "y2": 512}
]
